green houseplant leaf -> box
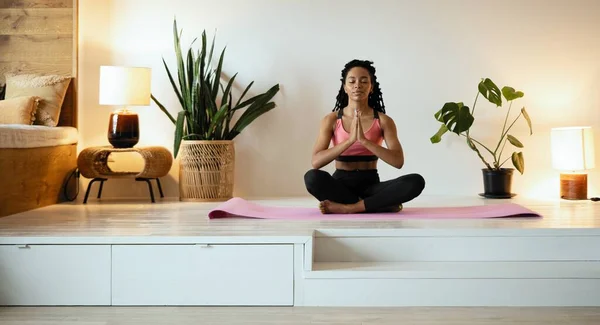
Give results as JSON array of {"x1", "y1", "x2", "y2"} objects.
[
  {"x1": 227, "y1": 84, "x2": 280, "y2": 139},
  {"x1": 430, "y1": 77, "x2": 533, "y2": 177},
  {"x1": 174, "y1": 111, "x2": 186, "y2": 158},
  {"x1": 152, "y1": 18, "x2": 280, "y2": 157},
  {"x1": 501, "y1": 86, "x2": 524, "y2": 101},
  {"x1": 429, "y1": 124, "x2": 448, "y2": 144},
  {"x1": 478, "y1": 78, "x2": 502, "y2": 107},
  {"x1": 521, "y1": 107, "x2": 532, "y2": 135},
  {"x1": 511, "y1": 151, "x2": 524, "y2": 174},
  {"x1": 151, "y1": 94, "x2": 176, "y2": 125},
  {"x1": 506, "y1": 134, "x2": 523, "y2": 148},
  {"x1": 434, "y1": 102, "x2": 474, "y2": 135}
]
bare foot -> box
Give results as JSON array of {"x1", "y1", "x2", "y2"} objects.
[
  {"x1": 318, "y1": 201, "x2": 327, "y2": 214},
  {"x1": 319, "y1": 200, "x2": 358, "y2": 214},
  {"x1": 377, "y1": 204, "x2": 403, "y2": 213}
]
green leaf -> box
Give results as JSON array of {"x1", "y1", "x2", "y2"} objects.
[
  {"x1": 186, "y1": 48, "x2": 195, "y2": 107},
  {"x1": 233, "y1": 91, "x2": 264, "y2": 113},
  {"x1": 206, "y1": 30, "x2": 216, "y2": 70},
  {"x1": 202, "y1": 76, "x2": 217, "y2": 120},
  {"x1": 200, "y1": 30, "x2": 207, "y2": 79},
  {"x1": 235, "y1": 81, "x2": 254, "y2": 109},
  {"x1": 436, "y1": 102, "x2": 474, "y2": 134},
  {"x1": 430, "y1": 124, "x2": 448, "y2": 144},
  {"x1": 229, "y1": 84, "x2": 280, "y2": 139},
  {"x1": 207, "y1": 104, "x2": 229, "y2": 138},
  {"x1": 187, "y1": 48, "x2": 196, "y2": 127},
  {"x1": 162, "y1": 58, "x2": 184, "y2": 108},
  {"x1": 512, "y1": 151, "x2": 524, "y2": 174},
  {"x1": 234, "y1": 84, "x2": 280, "y2": 123},
  {"x1": 150, "y1": 94, "x2": 176, "y2": 125},
  {"x1": 501, "y1": 86, "x2": 524, "y2": 101},
  {"x1": 507, "y1": 134, "x2": 523, "y2": 148},
  {"x1": 478, "y1": 78, "x2": 502, "y2": 106},
  {"x1": 228, "y1": 102, "x2": 276, "y2": 140},
  {"x1": 173, "y1": 20, "x2": 189, "y2": 112},
  {"x1": 222, "y1": 73, "x2": 237, "y2": 109},
  {"x1": 160, "y1": 19, "x2": 280, "y2": 142},
  {"x1": 434, "y1": 102, "x2": 463, "y2": 122},
  {"x1": 174, "y1": 111, "x2": 186, "y2": 158},
  {"x1": 521, "y1": 107, "x2": 532, "y2": 135},
  {"x1": 212, "y1": 47, "x2": 226, "y2": 102}
]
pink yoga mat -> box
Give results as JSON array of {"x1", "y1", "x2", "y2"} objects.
[{"x1": 208, "y1": 197, "x2": 542, "y2": 220}]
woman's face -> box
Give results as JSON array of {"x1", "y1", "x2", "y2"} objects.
[{"x1": 344, "y1": 67, "x2": 372, "y2": 102}]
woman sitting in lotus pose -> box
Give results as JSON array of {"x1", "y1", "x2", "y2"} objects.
[{"x1": 304, "y1": 59, "x2": 425, "y2": 214}]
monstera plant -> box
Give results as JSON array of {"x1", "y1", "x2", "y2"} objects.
[{"x1": 430, "y1": 78, "x2": 532, "y2": 198}]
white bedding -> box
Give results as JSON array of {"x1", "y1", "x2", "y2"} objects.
[{"x1": 0, "y1": 124, "x2": 78, "y2": 148}]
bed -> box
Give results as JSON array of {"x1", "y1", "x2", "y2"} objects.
[{"x1": 0, "y1": 1, "x2": 78, "y2": 217}]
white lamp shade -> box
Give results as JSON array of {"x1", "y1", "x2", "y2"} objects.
[
  {"x1": 99, "y1": 66, "x2": 151, "y2": 106},
  {"x1": 551, "y1": 126, "x2": 595, "y2": 171}
]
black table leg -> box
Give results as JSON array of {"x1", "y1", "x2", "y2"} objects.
[
  {"x1": 97, "y1": 179, "x2": 105, "y2": 199},
  {"x1": 136, "y1": 178, "x2": 155, "y2": 203},
  {"x1": 156, "y1": 178, "x2": 164, "y2": 198},
  {"x1": 83, "y1": 178, "x2": 107, "y2": 204}
]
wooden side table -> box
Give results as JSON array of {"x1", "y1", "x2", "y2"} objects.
[{"x1": 77, "y1": 146, "x2": 173, "y2": 203}]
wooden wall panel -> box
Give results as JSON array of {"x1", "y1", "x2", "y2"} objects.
[
  {"x1": 0, "y1": 9, "x2": 73, "y2": 35},
  {"x1": 0, "y1": 0, "x2": 77, "y2": 127},
  {"x1": 0, "y1": 59, "x2": 73, "y2": 79},
  {"x1": 0, "y1": 0, "x2": 72, "y2": 8},
  {"x1": 0, "y1": 35, "x2": 73, "y2": 62}
]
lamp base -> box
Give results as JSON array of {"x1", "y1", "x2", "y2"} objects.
[
  {"x1": 560, "y1": 173, "x2": 587, "y2": 200},
  {"x1": 108, "y1": 109, "x2": 139, "y2": 148}
]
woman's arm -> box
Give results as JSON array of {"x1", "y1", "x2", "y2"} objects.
[
  {"x1": 359, "y1": 113, "x2": 404, "y2": 169},
  {"x1": 311, "y1": 113, "x2": 356, "y2": 169}
]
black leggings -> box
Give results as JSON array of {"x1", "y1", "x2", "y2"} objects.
[{"x1": 304, "y1": 169, "x2": 425, "y2": 212}]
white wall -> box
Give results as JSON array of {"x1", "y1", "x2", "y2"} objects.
[{"x1": 78, "y1": 0, "x2": 600, "y2": 200}]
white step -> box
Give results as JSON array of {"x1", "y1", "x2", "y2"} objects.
[{"x1": 306, "y1": 261, "x2": 600, "y2": 279}]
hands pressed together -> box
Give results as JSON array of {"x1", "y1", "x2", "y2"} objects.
[{"x1": 348, "y1": 109, "x2": 368, "y2": 145}]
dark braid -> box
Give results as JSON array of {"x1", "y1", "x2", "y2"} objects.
[{"x1": 333, "y1": 59, "x2": 386, "y2": 113}]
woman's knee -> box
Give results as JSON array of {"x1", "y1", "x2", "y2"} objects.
[
  {"x1": 409, "y1": 173, "x2": 426, "y2": 192},
  {"x1": 304, "y1": 169, "x2": 329, "y2": 189}
]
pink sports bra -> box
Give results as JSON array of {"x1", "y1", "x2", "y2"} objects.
[{"x1": 331, "y1": 109, "x2": 384, "y2": 162}]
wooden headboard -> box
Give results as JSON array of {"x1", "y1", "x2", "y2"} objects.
[{"x1": 0, "y1": 0, "x2": 78, "y2": 127}]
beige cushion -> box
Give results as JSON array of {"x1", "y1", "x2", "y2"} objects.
[
  {"x1": 4, "y1": 73, "x2": 71, "y2": 127},
  {"x1": 0, "y1": 96, "x2": 39, "y2": 125}
]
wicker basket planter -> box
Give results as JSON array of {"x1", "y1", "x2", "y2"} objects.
[{"x1": 178, "y1": 140, "x2": 235, "y2": 202}]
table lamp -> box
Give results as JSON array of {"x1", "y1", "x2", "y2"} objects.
[
  {"x1": 550, "y1": 126, "x2": 595, "y2": 200},
  {"x1": 99, "y1": 66, "x2": 151, "y2": 148}
]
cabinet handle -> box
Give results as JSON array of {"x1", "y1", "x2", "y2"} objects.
[{"x1": 17, "y1": 245, "x2": 30, "y2": 249}]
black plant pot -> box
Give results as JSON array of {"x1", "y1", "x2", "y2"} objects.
[{"x1": 480, "y1": 168, "x2": 515, "y2": 198}]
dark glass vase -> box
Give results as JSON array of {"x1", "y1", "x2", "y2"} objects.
[
  {"x1": 481, "y1": 168, "x2": 514, "y2": 198},
  {"x1": 108, "y1": 110, "x2": 139, "y2": 148}
]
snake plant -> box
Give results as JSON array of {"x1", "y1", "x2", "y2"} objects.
[{"x1": 152, "y1": 19, "x2": 280, "y2": 157}]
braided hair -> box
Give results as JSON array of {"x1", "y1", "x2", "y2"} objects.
[{"x1": 333, "y1": 59, "x2": 385, "y2": 113}]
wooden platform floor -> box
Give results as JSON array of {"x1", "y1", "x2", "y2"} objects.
[
  {"x1": 0, "y1": 306, "x2": 599, "y2": 324},
  {"x1": 0, "y1": 196, "x2": 599, "y2": 239}
]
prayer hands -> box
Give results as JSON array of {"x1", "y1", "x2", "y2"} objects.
[
  {"x1": 356, "y1": 110, "x2": 367, "y2": 144},
  {"x1": 348, "y1": 110, "x2": 367, "y2": 145},
  {"x1": 348, "y1": 110, "x2": 359, "y2": 143}
]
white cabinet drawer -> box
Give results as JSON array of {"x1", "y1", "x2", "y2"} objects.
[
  {"x1": 112, "y1": 244, "x2": 294, "y2": 306},
  {"x1": 0, "y1": 245, "x2": 111, "y2": 305}
]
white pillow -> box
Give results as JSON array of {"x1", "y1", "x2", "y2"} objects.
[
  {"x1": 0, "y1": 96, "x2": 39, "y2": 125},
  {"x1": 4, "y1": 73, "x2": 71, "y2": 127}
]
